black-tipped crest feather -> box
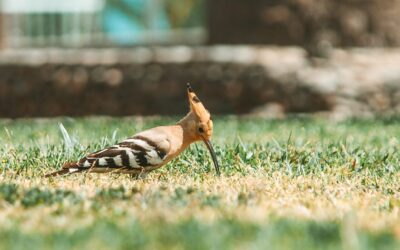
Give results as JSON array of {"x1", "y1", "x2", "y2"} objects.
[{"x1": 187, "y1": 83, "x2": 193, "y2": 92}]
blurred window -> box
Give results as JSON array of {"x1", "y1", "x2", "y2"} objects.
[{"x1": 0, "y1": 0, "x2": 206, "y2": 48}]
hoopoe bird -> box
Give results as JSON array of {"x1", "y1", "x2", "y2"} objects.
[{"x1": 45, "y1": 83, "x2": 220, "y2": 177}]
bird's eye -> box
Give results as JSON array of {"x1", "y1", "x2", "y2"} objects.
[{"x1": 198, "y1": 127, "x2": 204, "y2": 133}]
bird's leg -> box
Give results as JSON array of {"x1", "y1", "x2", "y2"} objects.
[
  {"x1": 128, "y1": 168, "x2": 148, "y2": 180},
  {"x1": 87, "y1": 160, "x2": 97, "y2": 173},
  {"x1": 137, "y1": 172, "x2": 148, "y2": 180},
  {"x1": 128, "y1": 173, "x2": 148, "y2": 180},
  {"x1": 129, "y1": 173, "x2": 139, "y2": 179},
  {"x1": 136, "y1": 167, "x2": 148, "y2": 180}
]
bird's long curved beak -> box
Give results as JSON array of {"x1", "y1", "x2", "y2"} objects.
[{"x1": 202, "y1": 138, "x2": 221, "y2": 176}]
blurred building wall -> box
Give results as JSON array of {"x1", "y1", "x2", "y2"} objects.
[
  {"x1": 207, "y1": 0, "x2": 400, "y2": 53},
  {"x1": 0, "y1": 48, "x2": 332, "y2": 117}
]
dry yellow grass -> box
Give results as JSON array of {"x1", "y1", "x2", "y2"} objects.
[{"x1": 1, "y1": 170, "x2": 399, "y2": 237}]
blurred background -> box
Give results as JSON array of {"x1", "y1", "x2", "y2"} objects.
[{"x1": 0, "y1": 0, "x2": 399, "y2": 119}]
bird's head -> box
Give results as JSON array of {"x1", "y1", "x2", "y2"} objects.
[
  {"x1": 186, "y1": 83, "x2": 214, "y2": 141},
  {"x1": 183, "y1": 83, "x2": 220, "y2": 175}
]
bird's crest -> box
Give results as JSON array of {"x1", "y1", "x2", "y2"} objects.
[{"x1": 187, "y1": 83, "x2": 210, "y2": 122}]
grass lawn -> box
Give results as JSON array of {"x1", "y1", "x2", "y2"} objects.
[{"x1": 0, "y1": 116, "x2": 400, "y2": 250}]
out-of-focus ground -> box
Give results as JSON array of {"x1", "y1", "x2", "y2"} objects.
[{"x1": 1, "y1": 46, "x2": 399, "y2": 119}]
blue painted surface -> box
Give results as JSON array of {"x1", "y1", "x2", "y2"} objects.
[{"x1": 102, "y1": 0, "x2": 170, "y2": 44}]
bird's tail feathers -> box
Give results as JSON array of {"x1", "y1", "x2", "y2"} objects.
[{"x1": 44, "y1": 162, "x2": 82, "y2": 177}]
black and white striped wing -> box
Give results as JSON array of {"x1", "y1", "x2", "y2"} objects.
[{"x1": 76, "y1": 135, "x2": 169, "y2": 171}]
